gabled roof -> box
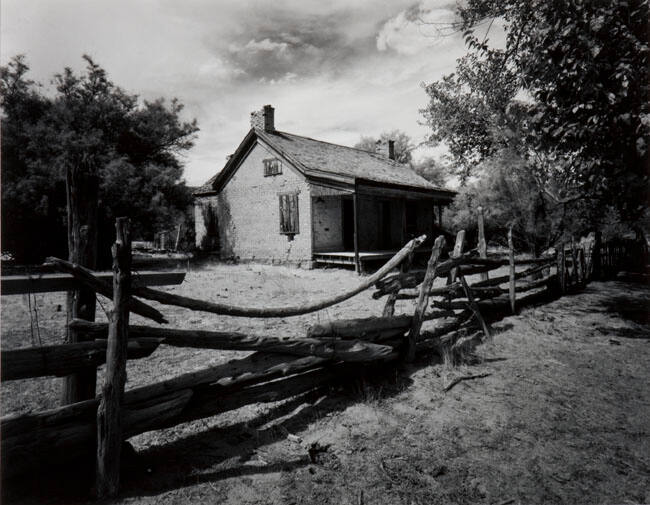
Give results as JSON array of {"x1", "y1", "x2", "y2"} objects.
[{"x1": 195, "y1": 128, "x2": 455, "y2": 198}]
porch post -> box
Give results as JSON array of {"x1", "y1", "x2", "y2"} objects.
[
  {"x1": 353, "y1": 183, "x2": 361, "y2": 273},
  {"x1": 400, "y1": 199, "x2": 407, "y2": 245},
  {"x1": 437, "y1": 205, "x2": 443, "y2": 227}
]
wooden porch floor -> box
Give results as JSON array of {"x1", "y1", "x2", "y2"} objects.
[{"x1": 313, "y1": 248, "x2": 430, "y2": 269}]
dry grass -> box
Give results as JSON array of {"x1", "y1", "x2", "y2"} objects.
[{"x1": 1, "y1": 263, "x2": 649, "y2": 505}]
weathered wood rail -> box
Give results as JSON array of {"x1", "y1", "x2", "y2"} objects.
[{"x1": 1, "y1": 214, "x2": 633, "y2": 497}]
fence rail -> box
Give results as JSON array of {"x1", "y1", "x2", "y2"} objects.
[{"x1": 0, "y1": 216, "x2": 638, "y2": 497}]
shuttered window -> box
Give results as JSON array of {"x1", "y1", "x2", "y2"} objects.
[
  {"x1": 263, "y1": 158, "x2": 282, "y2": 176},
  {"x1": 279, "y1": 193, "x2": 299, "y2": 235}
]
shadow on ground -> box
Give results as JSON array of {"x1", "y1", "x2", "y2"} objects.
[{"x1": 2, "y1": 349, "x2": 451, "y2": 504}]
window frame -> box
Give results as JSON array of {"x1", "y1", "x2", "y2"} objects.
[
  {"x1": 278, "y1": 192, "x2": 299, "y2": 235},
  {"x1": 263, "y1": 158, "x2": 282, "y2": 177}
]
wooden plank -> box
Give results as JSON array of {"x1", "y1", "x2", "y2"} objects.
[
  {"x1": 470, "y1": 262, "x2": 553, "y2": 288},
  {"x1": 1, "y1": 271, "x2": 186, "y2": 295},
  {"x1": 69, "y1": 319, "x2": 395, "y2": 362},
  {"x1": 1, "y1": 353, "x2": 321, "y2": 440},
  {"x1": 44, "y1": 257, "x2": 169, "y2": 324},
  {"x1": 508, "y1": 227, "x2": 516, "y2": 314},
  {"x1": 477, "y1": 206, "x2": 488, "y2": 281},
  {"x1": 396, "y1": 282, "x2": 504, "y2": 300},
  {"x1": 96, "y1": 217, "x2": 131, "y2": 498},
  {"x1": 466, "y1": 256, "x2": 555, "y2": 267},
  {"x1": 515, "y1": 274, "x2": 557, "y2": 293},
  {"x1": 1, "y1": 339, "x2": 161, "y2": 381},
  {"x1": 1, "y1": 357, "x2": 367, "y2": 480},
  {"x1": 373, "y1": 249, "x2": 478, "y2": 297},
  {"x1": 406, "y1": 235, "x2": 446, "y2": 361}
]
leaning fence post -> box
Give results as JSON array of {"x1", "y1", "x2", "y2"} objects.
[
  {"x1": 447, "y1": 230, "x2": 466, "y2": 285},
  {"x1": 383, "y1": 251, "x2": 413, "y2": 317},
  {"x1": 406, "y1": 236, "x2": 445, "y2": 362},
  {"x1": 508, "y1": 227, "x2": 516, "y2": 314},
  {"x1": 477, "y1": 206, "x2": 488, "y2": 281},
  {"x1": 96, "y1": 217, "x2": 131, "y2": 498}
]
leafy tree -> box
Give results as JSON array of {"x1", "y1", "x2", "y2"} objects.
[
  {"x1": 1, "y1": 55, "x2": 198, "y2": 264},
  {"x1": 410, "y1": 156, "x2": 450, "y2": 187},
  {"x1": 354, "y1": 129, "x2": 415, "y2": 164},
  {"x1": 448, "y1": 150, "x2": 592, "y2": 254},
  {"x1": 422, "y1": 0, "x2": 649, "y2": 229}
]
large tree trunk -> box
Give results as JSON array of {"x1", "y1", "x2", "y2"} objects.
[{"x1": 62, "y1": 166, "x2": 99, "y2": 404}]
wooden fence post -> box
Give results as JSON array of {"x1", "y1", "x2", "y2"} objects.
[
  {"x1": 447, "y1": 230, "x2": 466, "y2": 285},
  {"x1": 62, "y1": 169, "x2": 99, "y2": 405},
  {"x1": 593, "y1": 230, "x2": 602, "y2": 280},
  {"x1": 558, "y1": 243, "x2": 566, "y2": 294},
  {"x1": 578, "y1": 247, "x2": 586, "y2": 286},
  {"x1": 508, "y1": 227, "x2": 516, "y2": 314},
  {"x1": 477, "y1": 206, "x2": 488, "y2": 281},
  {"x1": 571, "y1": 237, "x2": 579, "y2": 287},
  {"x1": 406, "y1": 236, "x2": 445, "y2": 362},
  {"x1": 353, "y1": 190, "x2": 361, "y2": 274},
  {"x1": 96, "y1": 217, "x2": 131, "y2": 498}
]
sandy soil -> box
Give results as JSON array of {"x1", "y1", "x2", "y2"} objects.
[{"x1": 1, "y1": 264, "x2": 649, "y2": 505}]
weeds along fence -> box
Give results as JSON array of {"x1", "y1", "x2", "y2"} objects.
[{"x1": 0, "y1": 216, "x2": 631, "y2": 497}]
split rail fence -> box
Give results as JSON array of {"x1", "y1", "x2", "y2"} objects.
[{"x1": 0, "y1": 215, "x2": 633, "y2": 498}]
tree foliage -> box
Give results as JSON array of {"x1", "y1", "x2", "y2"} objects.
[
  {"x1": 1, "y1": 55, "x2": 198, "y2": 263},
  {"x1": 354, "y1": 130, "x2": 450, "y2": 187},
  {"x1": 410, "y1": 156, "x2": 449, "y2": 187},
  {"x1": 448, "y1": 150, "x2": 592, "y2": 254},
  {"x1": 354, "y1": 129, "x2": 414, "y2": 164},
  {"x1": 422, "y1": 0, "x2": 649, "y2": 228}
]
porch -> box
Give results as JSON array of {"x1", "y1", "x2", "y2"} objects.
[
  {"x1": 310, "y1": 180, "x2": 454, "y2": 273},
  {"x1": 313, "y1": 248, "x2": 433, "y2": 273}
]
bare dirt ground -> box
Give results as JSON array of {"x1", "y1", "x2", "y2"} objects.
[{"x1": 1, "y1": 263, "x2": 649, "y2": 505}]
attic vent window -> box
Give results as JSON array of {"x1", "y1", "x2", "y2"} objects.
[{"x1": 263, "y1": 158, "x2": 282, "y2": 176}]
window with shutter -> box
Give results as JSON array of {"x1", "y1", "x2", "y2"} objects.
[
  {"x1": 279, "y1": 193, "x2": 299, "y2": 235},
  {"x1": 263, "y1": 158, "x2": 282, "y2": 176}
]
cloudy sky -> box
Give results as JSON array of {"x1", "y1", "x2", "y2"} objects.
[{"x1": 1, "y1": 0, "x2": 483, "y2": 186}]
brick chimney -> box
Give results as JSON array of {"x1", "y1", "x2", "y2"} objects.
[
  {"x1": 250, "y1": 104, "x2": 275, "y2": 132},
  {"x1": 376, "y1": 139, "x2": 395, "y2": 160}
]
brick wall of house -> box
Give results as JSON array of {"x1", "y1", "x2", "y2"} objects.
[{"x1": 215, "y1": 141, "x2": 313, "y2": 265}]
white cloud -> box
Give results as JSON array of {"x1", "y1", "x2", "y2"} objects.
[
  {"x1": 377, "y1": 1, "x2": 458, "y2": 55},
  {"x1": 197, "y1": 57, "x2": 245, "y2": 81},
  {"x1": 242, "y1": 38, "x2": 290, "y2": 54}
]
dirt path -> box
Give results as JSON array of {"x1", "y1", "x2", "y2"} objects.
[{"x1": 2, "y1": 266, "x2": 649, "y2": 504}]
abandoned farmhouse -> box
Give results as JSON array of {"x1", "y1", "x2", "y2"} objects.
[{"x1": 194, "y1": 105, "x2": 456, "y2": 271}]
